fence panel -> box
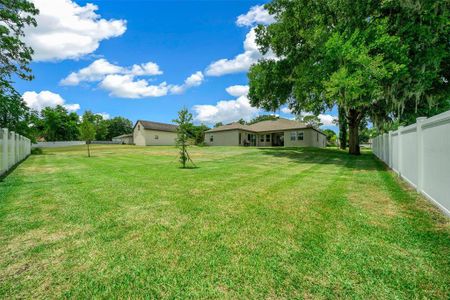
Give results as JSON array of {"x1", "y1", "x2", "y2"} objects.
[
  {"x1": 421, "y1": 112, "x2": 450, "y2": 214},
  {"x1": 32, "y1": 141, "x2": 85, "y2": 148},
  {"x1": 391, "y1": 132, "x2": 399, "y2": 172},
  {"x1": 372, "y1": 110, "x2": 450, "y2": 216},
  {"x1": 0, "y1": 128, "x2": 32, "y2": 176},
  {"x1": 400, "y1": 126, "x2": 418, "y2": 187}
]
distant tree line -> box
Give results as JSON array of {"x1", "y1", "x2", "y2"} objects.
[{"x1": 0, "y1": 99, "x2": 133, "y2": 142}]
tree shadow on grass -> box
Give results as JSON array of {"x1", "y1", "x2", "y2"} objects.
[{"x1": 257, "y1": 147, "x2": 384, "y2": 171}]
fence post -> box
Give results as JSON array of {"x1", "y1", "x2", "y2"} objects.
[
  {"x1": 1, "y1": 128, "x2": 8, "y2": 174},
  {"x1": 416, "y1": 117, "x2": 427, "y2": 192},
  {"x1": 9, "y1": 131, "x2": 15, "y2": 168},
  {"x1": 398, "y1": 126, "x2": 404, "y2": 176},
  {"x1": 15, "y1": 133, "x2": 20, "y2": 164},
  {"x1": 388, "y1": 131, "x2": 393, "y2": 168}
]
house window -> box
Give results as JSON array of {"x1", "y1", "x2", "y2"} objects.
[
  {"x1": 248, "y1": 134, "x2": 251, "y2": 141},
  {"x1": 266, "y1": 134, "x2": 270, "y2": 142},
  {"x1": 290, "y1": 131, "x2": 297, "y2": 141},
  {"x1": 260, "y1": 135, "x2": 264, "y2": 142},
  {"x1": 239, "y1": 132, "x2": 242, "y2": 144},
  {"x1": 138, "y1": 125, "x2": 140, "y2": 131},
  {"x1": 298, "y1": 132, "x2": 304, "y2": 140},
  {"x1": 154, "y1": 135, "x2": 159, "y2": 139},
  {"x1": 210, "y1": 135, "x2": 214, "y2": 142}
]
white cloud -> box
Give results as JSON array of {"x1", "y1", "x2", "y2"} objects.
[
  {"x1": 281, "y1": 107, "x2": 292, "y2": 114},
  {"x1": 25, "y1": 0, "x2": 126, "y2": 61},
  {"x1": 63, "y1": 103, "x2": 81, "y2": 112},
  {"x1": 236, "y1": 5, "x2": 275, "y2": 27},
  {"x1": 60, "y1": 59, "x2": 162, "y2": 86},
  {"x1": 317, "y1": 114, "x2": 338, "y2": 126},
  {"x1": 129, "y1": 62, "x2": 163, "y2": 76},
  {"x1": 96, "y1": 112, "x2": 110, "y2": 120},
  {"x1": 193, "y1": 86, "x2": 259, "y2": 124},
  {"x1": 60, "y1": 59, "x2": 124, "y2": 85},
  {"x1": 226, "y1": 85, "x2": 249, "y2": 97},
  {"x1": 205, "y1": 27, "x2": 276, "y2": 76},
  {"x1": 22, "y1": 91, "x2": 80, "y2": 112},
  {"x1": 100, "y1": 74, "x2": 169, "y2": 98},
  {"x1": 170, "y1": 71, "x2": 204, "y2": 94},
  {"x1": 281, "y1": 108, "x2": 338, "y2": 127},
  {"x1": 61, "y1": 60, "x2": 201, "y2": 98}
]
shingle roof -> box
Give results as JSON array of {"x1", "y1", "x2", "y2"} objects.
[
  {"x1": 248, "y1": 118, "x2": 308, "y2": 132},
  {"x1": 113, "y1": 134, "x2": 133, "y2": 139},
  {"x1": 206, "y1": 122, "x2": 253, "y2": 133},
  {"x1": 136, "y1": 120, "x2": 178, "y2": 132},
  {"x1": 206, "y1": 118, "x2": 312, "y2": 133}
]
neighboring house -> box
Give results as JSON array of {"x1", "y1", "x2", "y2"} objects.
[
  {"x1": 112, "y1": 134, "x2": 134, "y2": 144},
  {"x1": 133, "y1": 120, "x2": 178, "y2": 146},
  {"x1": 204, "y1": 118, "x2": 327, "y2": 147}
]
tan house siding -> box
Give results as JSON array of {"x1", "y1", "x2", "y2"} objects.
[
  {"x1": 204, "y1": 119, "x2": 327, "y2": 148},
  {"x1": 284, "y1": 129, "x2": 326, "y2": 148},
  {"x1": 205, "y1": 130, "x2": 241, "y2": 146},
  {"x1": 133, "y1": 121, "x2": 177, "y2": 146}
]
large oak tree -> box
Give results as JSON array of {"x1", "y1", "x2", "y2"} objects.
[{"x1": 248, "y1": 0, "x2": 449, "y2": 155}]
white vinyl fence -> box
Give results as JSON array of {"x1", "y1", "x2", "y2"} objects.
[
  {"x1": 32, "y1": 141, "x2": 86, "y2": 148},
  {"x1": 0, "y1": 128, "x2": 32, "y2": 176},
  {"x1": 372, "y1": 110, "x2": 450, "y2": 216}
]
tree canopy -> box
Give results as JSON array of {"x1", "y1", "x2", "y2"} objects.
[
  {"x1": 0, "y1": 0, "x2": 39, "y2": 94},
  {"x1": 248, "y1": 0, "x2": 449, "y2": 154},
  {"x1": 247, "y1": 114, "x2": 279, "y2": 125}
]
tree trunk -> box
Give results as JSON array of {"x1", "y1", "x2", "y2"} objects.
[
  {"x1": 87, "y1": 141, "x2": 91, "y2": 157},
  {"x1": 338, "y1": 106, "x2": 347, "y2": 150},
  {"x1": 347, "y1": 109, "x2": 361, "y2": 155}
]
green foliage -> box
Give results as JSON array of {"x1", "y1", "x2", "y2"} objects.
[
  {"x1": 248, "y1": 0, "x2": 449, "y2": 154},
  {"x1": 322, "y1": 129, "x2": 337, "y2": 146},
  {"x1": 105, "y1": 117, "x2": 133, "y2": 140},
  {"x1": 0, "y1": 0, "x2": 39, "y2": 95},
  {"x1": 0, "y1": 91, "x2": 36, "y2": 139},
  {"x1": 247, "y1": 114, "x2": 278, "y2": 125},
  {"x1": 38, "y1": 105, "x2": 79, "y2": 141},
  {"x1": 80, "y1": 113, "x2": 96, "y2": 142},
  {"x1": 237, "y1": 118, "x2": 246, "y2": 125},
  {"x1": 214, "y1": 122, "x2": 223, "y2": 128},
  {"x1": 300, "y1": 115, "x2": 323, "y2": 128},
  {"x1": 79, "y1": 113, "x2": 96, "y2": 157},
  {"x1": 30, "y1": 147, "x2": 43, "y2": 155},
  {"x1": 188, "y1": 124, "x2": 210, "y2": 145},
  {"x1": 173, "y1": 108, "x2": 195, "y2": 168}
]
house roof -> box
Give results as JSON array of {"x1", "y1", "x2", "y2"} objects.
[
  {"x1": 206, "y1": 118, "x2": 324, "y2": 134},
  {"x1": 135, "y1": 120, "x2": 178, "y2": 132},
  {"x1": 205, "y1": 122, "x2": 253, "y2": 133},
  {"x1": 113, "y1": 133, "x2": 133, "y2": 139}
]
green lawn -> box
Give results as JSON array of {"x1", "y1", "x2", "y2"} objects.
[{"x1": 0, "y1": 145, "x2": 448, "y2": 299}]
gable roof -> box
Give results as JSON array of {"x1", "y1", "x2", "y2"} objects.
[
  {"x1": 135, "y1": 120, "x2": 178, "y2": 132},
  {"x1": 248, "y1": 118, "x2": 308, "y2": 132},
  {"x1": 206, "y1": 122, "x2": 253, "y2": 133},
  {"x1": 206, "y1": 118, "x2": 320, "y2": 134},
  {"x1": 113, "y1": 133, "x2": 133, "y2": 139}
]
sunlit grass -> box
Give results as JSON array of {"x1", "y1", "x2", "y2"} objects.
[{"x1": 0, "y1": 145, "x2": 448, "y2": 298}]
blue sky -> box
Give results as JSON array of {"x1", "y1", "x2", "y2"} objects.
[{"x1": 16, "y1": 0, "x2": 338, "y2": 131}]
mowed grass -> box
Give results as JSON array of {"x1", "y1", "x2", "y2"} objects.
[{"x1": 0, "y1": 145, "x2": 449, "y2": 299}]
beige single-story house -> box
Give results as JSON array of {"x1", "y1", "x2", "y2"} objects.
[
  {"x1": 133, "y1": 120, "x2": 178, "y2": 146},
  {"x1": 204, "y1": 118, "x2": 327, "y2": 147},
  {"x1": 112, "y1": 133, "x2": 134, "y2": 144}
]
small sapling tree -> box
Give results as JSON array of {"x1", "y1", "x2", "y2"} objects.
[
  {"x1": 80, "y1": 115, "x2": 96, "y2": 157},
  {"x1": 174, "y1": 108, "x2": 195, "y2": 168}
]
